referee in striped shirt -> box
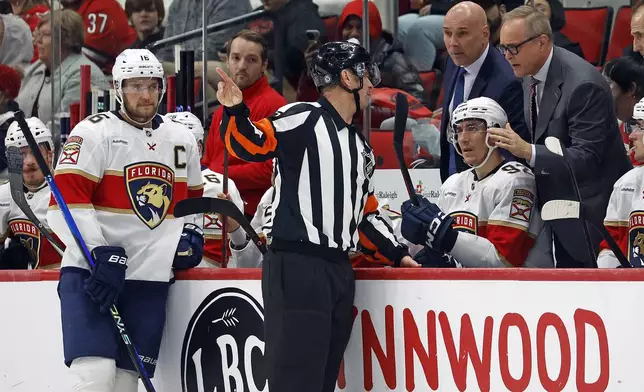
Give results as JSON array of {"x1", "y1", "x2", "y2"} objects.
[{"x1": 215, "y1": 41, "x2": 419, "y2": 392}]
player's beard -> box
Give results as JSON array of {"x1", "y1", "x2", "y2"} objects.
[{"x1": 124, "y1": 99, "x2": 158, "y2": 124}]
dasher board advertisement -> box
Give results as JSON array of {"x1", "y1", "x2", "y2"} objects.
[{"x1": 0, "y1": 268, "x2": 642, "y2": 391}]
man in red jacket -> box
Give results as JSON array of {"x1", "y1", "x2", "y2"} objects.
[{"x1": 203, "y1": 30, "x2": 286, "y2": 217}]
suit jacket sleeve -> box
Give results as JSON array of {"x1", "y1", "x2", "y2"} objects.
[
  {"x1": 534, "y1": 81, "x2": 616, "y2": 185},
  {"x1": 499, "y1": 77, "x2": 529, "y2": 143}
]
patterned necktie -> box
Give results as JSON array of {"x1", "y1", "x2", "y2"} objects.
[{"x1": 529, "y1": 77, "x2": 539, "y2": 141}]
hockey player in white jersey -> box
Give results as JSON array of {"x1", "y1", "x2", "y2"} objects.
[
  {"x1": 598, "y1": 97, "x2": 644, "y2": 268},
  {"x1": 0, "y1": 117, "x2": 62, "y2": 269},
  {"x1": 400, "y1": 97, "x2": 550, "y2": 268},
  {"x1": 166, "y1": 111, "x2": 245, "y2": 267},
  {"x1": 47, "y1": 49, "x2": 204, "y2": 391}
]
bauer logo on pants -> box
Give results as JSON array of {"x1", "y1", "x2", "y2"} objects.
[
  {"x1": 180, "y1": 287, "x2": 267, "y2": 392},
  {"x1": 125, "y1": 162, "x2": 174, "y2": 230}
]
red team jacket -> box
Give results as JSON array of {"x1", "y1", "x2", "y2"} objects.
[
  {"x1": 77, "y1": 0, "x2": 136, "y2": 73},
  {"x1": 202, "y1": 76, "x2": 287, "y2": 215}
]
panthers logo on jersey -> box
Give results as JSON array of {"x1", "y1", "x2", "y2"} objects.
[
  {"x1": 628, "y1": 211, "x2": 644, "y2": 267},
  {"x1": 9, "y1": 219, "x2": 41, "y2": 265},
  {"x1": 125, "y1": 162, "x2": 175, "y2": 230}
]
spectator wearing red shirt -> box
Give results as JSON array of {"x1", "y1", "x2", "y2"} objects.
[
  {"x1": 60, "y1": 0, "x2": 136, "y2": 74},
  {"x1": 203, "y1": 30, "x2": 287, "y2": 217},
  {"x1": 602, "y1": 55, "x2": 644, "y2": 165},
  {"x1": 10, "y1": 0, "x2": 49, "y2": 63}
]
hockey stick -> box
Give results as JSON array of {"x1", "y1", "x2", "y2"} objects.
[
  {"x1": 541, "y1": 199, "x2": 631, "y2": 268},
  {"x1": 5, "y1": 146, "x2": 65, "y2": 258},
  {"x1": 174, "y1": 197, "x2": 266, "y2": 255},
  {"x1": 392, "y1": 93, "x2": 419, "y2": 205},
  {"x1": 544, "y1": 136, "x2": 597, "y2": 266},
  {"x1": 220, "y1": 114, "x2": 230, "y2": 265},
  {"x1": 12, "y1": 110, "x2": 157, "y2": 391}
]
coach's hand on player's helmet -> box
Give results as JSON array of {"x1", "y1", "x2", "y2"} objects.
[
  {"x1": 488, "y1": 123, "x2": 532, "y2": 162},
  {"x1": 215, "y1": 67, "x2": 243, "y2": 107},
  {"x1": 173, "y1": 223, "x2": 205, "y2": 270},
  {"x1": 401, "y1": 197, "x2": 458, "y2": 253},
  {"x1": 85, "y1": 246, "x2": 128, "y2": 313}
]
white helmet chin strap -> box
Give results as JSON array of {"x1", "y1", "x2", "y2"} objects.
[{"x1": 452, "y1": 132, "x2": 498, "y2": 170}]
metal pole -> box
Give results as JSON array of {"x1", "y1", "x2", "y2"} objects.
[
  {"x1": 362, "y1": 0, "x2": 371, "y2": 140},
  {"x1": 147, "y1": 10, "x2": 267, "y2": 51},
  {"x1": 202, "y1": 0, "x2": 209, "y2": 136}
]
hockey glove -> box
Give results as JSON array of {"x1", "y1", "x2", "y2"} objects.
[
  {"x1": 0, "y1": 238, "x2": 35, "y2": 269},
  {"x1": 401, "y1": 197, "x2": 458, "y2": 253},
  {"x1": 415, "y1": 246, "x2": 456, "y2": 268},
  {"x1": 173, "y1": 223, "x2": 205, "y2": 270},
  {"x1": 85, "y1": 246, "x2": 128, "y2": 313}
]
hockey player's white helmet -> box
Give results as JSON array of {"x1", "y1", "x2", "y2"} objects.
[
  {"x1": 5, "y1": 117, "x2": 54, "y2": 151},
  {"x1": 167, "y1": 111, "x2": 205, "y2": 156},
  {"x1": 633, "y1": 97, "x2": 644, "y2": 122},
  {"x1": 167, "y1": 112, "x2": 204, "y2": 144},
  {"x1": 448, "y1": 97, "x2": 507, "y2": 169},
  {"x1": 112, "y1": 49, "x2": 166, "y2": 125}
]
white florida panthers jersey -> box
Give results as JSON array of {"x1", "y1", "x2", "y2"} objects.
[
  {"x1": 0, "y1": 183, "x2": 62, "y2": 269},
  {"x1": 439, "y1": 160, "x2": 543, "y2": 267},
  {"x1": 599, "y1": 165, "x2": 644, "y2": 267},
  {"x1": 199, "y1": 168, "x2": 244, "y2": 267},
  {"x1": 47, "y1": 112, "x2": 203, "y2": 282}
]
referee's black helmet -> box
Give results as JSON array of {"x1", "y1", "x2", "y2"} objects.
[{"x1": 310, "y1": 40, "x2": 381, "y2": 91}]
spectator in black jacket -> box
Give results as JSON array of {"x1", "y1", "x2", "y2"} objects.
[
  {"x1": 125, "y1": 0, "x2": 165, "y2": 49},
  {"x1": 528, "y1": 0, "x2": 585, "y2": 59},
  {"x1": 249, "y1": 0, "x2": 325, "y2": 101}
]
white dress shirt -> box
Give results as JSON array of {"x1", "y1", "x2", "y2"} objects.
[{"x1": 449, "y1": 44, "x2": 490, "y2": 114}]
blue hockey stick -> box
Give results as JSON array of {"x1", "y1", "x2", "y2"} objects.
[{"x1": 13, "y1": 109, "x2": 156, "y2": 391}]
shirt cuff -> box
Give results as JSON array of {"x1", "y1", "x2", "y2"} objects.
[
  {"x1": 224, "y1": 102, "x2": 249, "y2": 117},
  {"x1": 529, "y1": 144, "x2": 536, "y2": 167},
  {"x1": 229, "y1": 226, "x2": 248, "y2": 246}
]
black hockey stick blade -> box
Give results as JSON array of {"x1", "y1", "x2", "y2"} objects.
[
  {"x1": 174, "y1": 197, "x2": 267, "y2": 255},
  {"x1": 392, "y1": 93, "x2": 419, "y2": 205},
  {"x1": 541, "y1": 200, "x2": 631, "y2": 268},
  {"x1": 5, "y1": 146, "x2": 65, "y2": 257}
]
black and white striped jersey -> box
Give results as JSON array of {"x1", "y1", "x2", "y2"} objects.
[{"x1": 222, "y1": 97, "x2": 408, "y2": 263}]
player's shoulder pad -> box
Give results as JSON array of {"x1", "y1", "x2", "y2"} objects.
[
  {"x1": 201, "y1": 168, "x2": 239, "y2": 191},
  {"x1": 259, "y1": 186, "x2": 275, "y2": 205},
  {"x1": 611, "y1": 165, "x2": 643, "y2": 196},
  {"x1": 488, "y1": 161, "x2": 535, "y2": 194},
  {"x1": 73, "y1": 112, "x2": 118, "y2": 139},
  {"x1": 0, "y1": 182, "x2": 12, "y2": 208},
  {"x1": 441, "y1": 169, "x2": 471, "y2": 190},
  {"x1": 495, "y1": 161, "x2": 535, "y2": 181}
]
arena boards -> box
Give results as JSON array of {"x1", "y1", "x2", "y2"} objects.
[{"x1": 0, "y1": 267, "x2": 641, "y2": 391}]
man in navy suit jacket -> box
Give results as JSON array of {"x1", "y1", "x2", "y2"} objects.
[{"x1": 439, "y1": 1, "x2": 529, "y2": 182}]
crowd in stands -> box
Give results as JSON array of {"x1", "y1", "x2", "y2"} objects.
[{"x1": 0, "y1": 0, "x2": 643, "y2": 270}]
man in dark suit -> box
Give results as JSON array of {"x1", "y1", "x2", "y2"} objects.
[
  {"x1": 439, "y1": 1, "x2": 529, "y2": 182},
  {"x1": 490, "y1": 6, "x2": 632, "y2": 267}
]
